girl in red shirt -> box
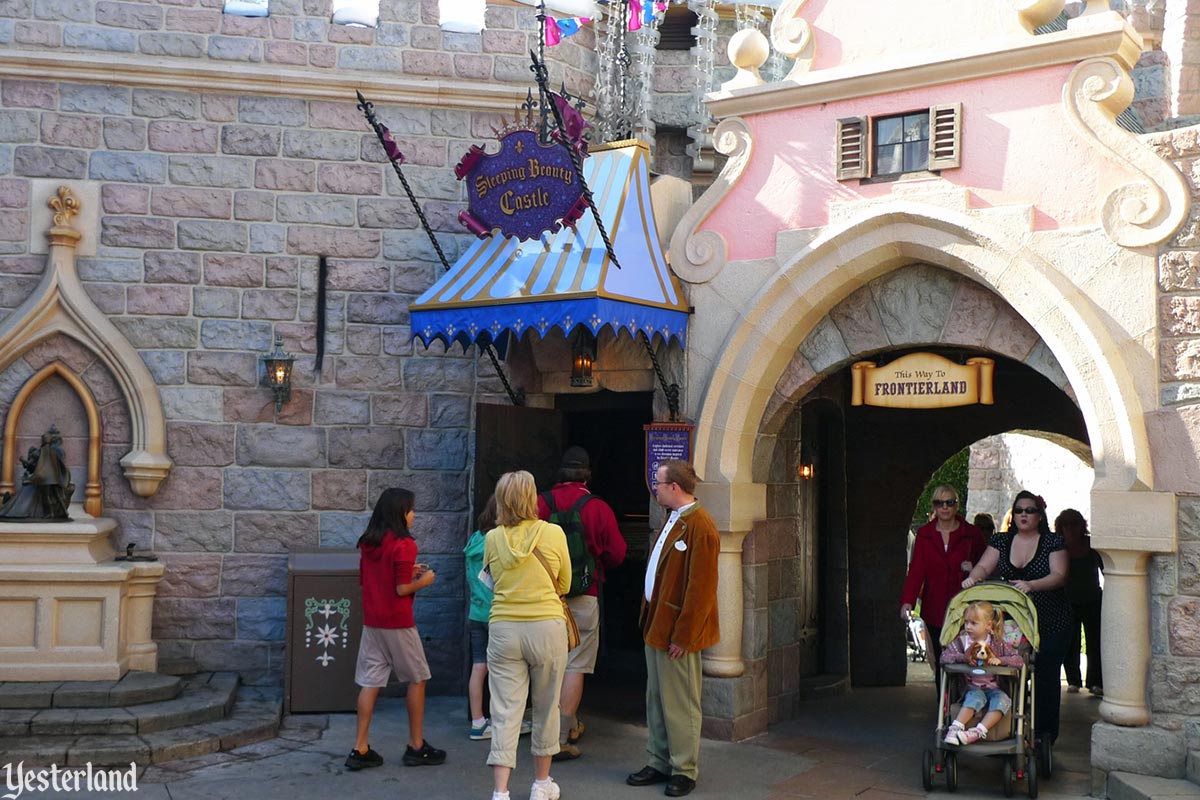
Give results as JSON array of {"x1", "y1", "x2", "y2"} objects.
[{"x1": 345, "y1": 488, "x2": 446, "y2": 771}]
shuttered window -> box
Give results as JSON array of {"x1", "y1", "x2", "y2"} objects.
[
  {"x1": 835, "y1": 117, "x2": 868, "y2": 180},
  {"x1": 835, "y1": 105, "x2": 962, "y2": 181}
]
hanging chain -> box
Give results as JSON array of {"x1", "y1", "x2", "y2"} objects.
[
  {"x1": 642, "y1": 335, "x2": 680, "y2": 422},
  {"x1": 485, "y1": 341, "x2": 523, "y2": 406}
]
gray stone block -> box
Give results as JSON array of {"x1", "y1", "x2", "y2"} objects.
[
  {"x1": 200, "y1": 319, "x2": 273, "y2": 351},
  {"x1": 63, "y1": 22, "x2": 138, "y2": 51},
  {"x1": 221, "y1": 555, "x2": 288, "y2": 597},
  {"x1": 52, "y1": 680, "x2": 118, "y2": 708},
  {"x1": 402, "y1": 358, "x2": 474, "y2": 392},
  {"x1": 139, "y1": 31, "x2": 205, "y2": 58},
  {"x1": 178, "y1": 219, "x2": 248, "y2": 251},
  {"x1": 314, "y1": 391, "x2": 370, "y2": 425},
  {"x1": 34, "y1": 0, "x2": 92, "y2": 22},
  {"x1": 160, "y1": 386, "x2": 223, "y2": 422},
  {"x1": 112, "y1": 671, "x2": 182, "y2": 707},
  {"x1": 0, "y1": 109, "x2": 38, "y2": 142},
  {"x1": 31, "y1": 706, "x2": 136, "y2": 735},
  {"x1": 131, "y1": 690, "x2": 228, "y2": 733},
  {"x1": 221, "y1": 125, "x2": 281, "y2": 156},
  {"x1": 236, "y1": 597, "x2": 286, "y2": 640},
  {"x1": 169, "y1": 155, "x2": 255, "y2": 188},
  {"x1": 236, "y1": 425, "x2": 324, "y2": 467},
  {"x1": 14, "y1": 145, "x2": 88, "y2": 178},
  {"x1": 153, "y1": 598, "x2": 237, "y2": 639},
  {"x1": 0, "y1": 682, "x2": 58, "y2": 709},
  {"x1": 328, "y1": 426, "x2": 405, "y2": 469},
  {"x1": 224, "y1": 468, "x2": 310, "y2": 511},
  {"x1": 281, "y1": 130, "x2": 359, "y2": 162},
  {"x1": 112, "y1": 317, "x2": 198, "y2": 348},
  {"x1": 338, "y1": 46, "x2": 404, "y2": 72},
  {"x1": 318, "y1": 511, "x2": 372, "y2": 547},
  {"x1": 237, "y1": 96, "x2": 307, "y2": 127},
  {"x1": 1107, "y1": 771, "x2": 1200, "y2": 800},
  {"x1": 66, "y1": 734, "x2": 151, "y2": 767},
  {"x1": 76, "y1": 257, "x2": 140, "y2": 283},
  {"x1": 248, "y1": 223, "x2": 285, "y2": 254},
  {"x1": 193, "y1": 287, "x2": 240, "y2": 318},
  {"x1": 209, "y1": 35, "x2": 262, "y2": 61},
  {"x1": 406, "y1": 428, "x2": 467, "y2": 470},
  {"x1": 0, "y1": 735, "x2": 70, "y2": 766},
  {"x1": 0, "y1": 708, "x2": 36, "y2": 734},
  {"x1": 141, "y1": 725, "x2": 221, "y2": 763},
  {"x1": 1093, "y1": 721, "x2": 1186, "y2": 778},
  {"x1": 153, "y1": 510, "x2": 234, "y2": 552},
  {"x1": 139, "y1": 350, "x2": 186, "y2": 385}
]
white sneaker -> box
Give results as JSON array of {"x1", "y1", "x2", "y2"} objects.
[
  {"x1": 529, "y1": 777, "x2": 560, "y2": 800},
  {"x1": 492, "y1": 792, "x2": 510, "y2": 800}
]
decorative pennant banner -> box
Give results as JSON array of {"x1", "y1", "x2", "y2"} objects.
[{"x1": 850, "y1": 353, "x2": 995, "y2": 409}]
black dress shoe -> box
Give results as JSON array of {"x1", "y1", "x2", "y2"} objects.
[
  {"x1": 626, "y1": 766, "x2": 670, "y2": 786},
  {"x1": 665, "y1": 775, "x2": 696, "y2": 797}
]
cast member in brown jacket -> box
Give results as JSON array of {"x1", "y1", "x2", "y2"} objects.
[{"x1": 626, "y1": 459, "x2": 719, "y2": 799}]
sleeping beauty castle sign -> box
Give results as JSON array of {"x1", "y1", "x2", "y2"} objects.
[{"x1": 455, "y1": 126, "x2": 588, "y2": 241}]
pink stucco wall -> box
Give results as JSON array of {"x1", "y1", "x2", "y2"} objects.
[{"x1": 704, "y1": 65, "x2": 1137, "y2": 262}]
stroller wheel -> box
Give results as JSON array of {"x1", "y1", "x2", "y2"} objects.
[
  {"x1": 945, "y1": 751, "x2": 958, "y2": 793},
  {"x1": 1003, "y1": 757, "x2": 1015, "y2": 797},
  {"x1": 922, "y1": 749, "x2": 935, "y2": 791},
  {"x1": 1027, "y1": 752, "x2": 1039, "y2": 799}
]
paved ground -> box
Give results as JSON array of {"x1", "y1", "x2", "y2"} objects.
[{"x1": 25, "y1": 665, "x2": 1103, "y2": 800}]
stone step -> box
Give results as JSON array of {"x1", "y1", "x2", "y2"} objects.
[
  {"x1": 0, "y1": 670, "x2": 182, "y2": 709},
  {"x1": 0, "y1": 685, "x2": 281, "y2": 767},
  {"x1": 0, "y1": 672, "x2": 236, "y2": 736},
  {"x1": 1108, "y1": 772, "x2": 1200, "y2": 800}
]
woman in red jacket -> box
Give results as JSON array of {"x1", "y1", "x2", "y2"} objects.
[{"x1": 900, "y1": 484, "x2": 987, "y2": 690}]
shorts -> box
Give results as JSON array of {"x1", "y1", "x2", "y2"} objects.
[
  {"x1": 469, "y1": 620, "x2": 489, "y2": 664},
  {"x1": 354, "y1": 625, "x2": 432, "y2": 688},
  {"x1": 962, "y1": 686, "x2": 1012, "y2": 717},
  {"x1": 565, "y1": 594, "x2": 600, "y2": 674}
]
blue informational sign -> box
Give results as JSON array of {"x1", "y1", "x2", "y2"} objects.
[
  {"x1": 456, "y1": 129, "x2": 586, "y2": 242},
  {"x1": 644, "y1": 422, "x2": 695, "y2": 495}
]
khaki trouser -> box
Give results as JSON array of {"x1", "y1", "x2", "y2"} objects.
[
  {"x1": 486, "y1": 618, "x2": 568, "y2": 768},
  {"x1": 644, "y1": 644, "x2": 702, "y2": 780}
]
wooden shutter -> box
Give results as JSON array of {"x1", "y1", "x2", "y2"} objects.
[
  {"x1": 928, "y1": 103, "x2": 962, "y2": 171},
  {"x1": 835, "y1": 116, "x2": 868, "y2": 180}
]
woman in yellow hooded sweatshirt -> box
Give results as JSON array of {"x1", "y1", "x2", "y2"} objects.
[{"x1": 483, "y1": 470, "x2": 571, "y2": 800}]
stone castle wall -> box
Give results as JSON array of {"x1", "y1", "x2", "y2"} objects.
[{"x1": 0, "y1": 0, "x2": 596, "y2": 688}]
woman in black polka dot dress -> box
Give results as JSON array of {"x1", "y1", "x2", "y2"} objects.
[{"x1": 962, "y1": 490, "x2": 1070, "y2": 747}]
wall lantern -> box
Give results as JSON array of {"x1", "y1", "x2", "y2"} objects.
[
  {"x1": 798, "y1": 464, "x2": 815, "y2": 480},
  {"x1": 440, "y1": 0, "x2": 486, "y2": 32},
  {"x1": 262, "y1": 336, "x2": 295, "y2": 412},
  {"x1": 571, "y1": 328, "x2": 596, "y2": 387}
]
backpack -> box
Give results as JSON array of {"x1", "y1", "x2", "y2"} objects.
[{"x1": 541, "y1": 491, "x2": 597, "y2": 598}]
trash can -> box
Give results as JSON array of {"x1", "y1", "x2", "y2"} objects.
[{"x1": 285, "y1": 549, "x2": 363, "y2": 714}]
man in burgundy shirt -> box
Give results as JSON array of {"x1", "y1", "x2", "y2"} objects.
[{"x1": 537, "y1": 446, "x2": 627, "y2": 761}]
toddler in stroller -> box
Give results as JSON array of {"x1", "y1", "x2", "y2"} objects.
[{"x1": 941, "y1": 600, "x2": 1023, "y2": 745}]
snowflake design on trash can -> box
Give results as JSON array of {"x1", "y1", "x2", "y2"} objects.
[{"x1": 304, "y1": 597, "x2": 350, "y2": 667}]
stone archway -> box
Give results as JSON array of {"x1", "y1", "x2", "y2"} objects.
[{"x1": 686, "y1": 204, "x2": 1173, "y2": 732}]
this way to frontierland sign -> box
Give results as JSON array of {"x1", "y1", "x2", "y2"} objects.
[
  {"x1": 851, "y1": 353, "x2": 994, "y2": 409},
  {"x1": 455, "y1": 129, "x2": 587, "y2": 241}
]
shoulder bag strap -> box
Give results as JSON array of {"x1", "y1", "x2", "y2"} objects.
[{"x1": 531, "y1": 538, "x2": 563, "y2": 597}]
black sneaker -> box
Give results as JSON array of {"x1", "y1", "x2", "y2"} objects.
[
  {"x1": 402, "y1": 740, "x2": 446, "y2": 767},
  {"x1": 344, "y1": 746, "x2": 383, "y2": 771}
]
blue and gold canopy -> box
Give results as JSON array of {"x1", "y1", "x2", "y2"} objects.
[{"x1": 410, "y1": 140, "x2": 689, "y2": 349}]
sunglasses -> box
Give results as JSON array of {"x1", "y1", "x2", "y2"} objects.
[
  {"x1": 931, "y1": 499, "x2": 957, "y2": 507},
  {"x1": 1014, "y1": 506, "x2": 1040, "y2": 515}
]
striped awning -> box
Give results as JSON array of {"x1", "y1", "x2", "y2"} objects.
[{"x1": 410, "y1": 140, "x2": 690, "y2": 349}]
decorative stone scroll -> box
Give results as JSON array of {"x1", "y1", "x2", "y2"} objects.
[
  {"x1": 668, "y1": 117, "x2": 753, "y2": 284},
  {"x1": 1064, "y1": 58, "x2": 1191, "y2": 248},
  {"x1": 0, "y1": 186, "x2": 173, "y2": 500},
  {"x1": 768, "y1": 0, "x2": 813, "y2": 81}
]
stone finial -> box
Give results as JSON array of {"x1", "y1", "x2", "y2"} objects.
[
  {"x1": 48, "y1": 186, "x2": 80, "y2": 229},
  {"x1": 722, "y1": 29, "x2": 770, "y2": 91}
]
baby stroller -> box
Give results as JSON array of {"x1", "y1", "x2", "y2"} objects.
[
  {"x1": 906, "y1": 610, "x2": 929, "y2": 663},
  {"x1": 921, "y1": 581, "x2": 1048, "y2": 798}
]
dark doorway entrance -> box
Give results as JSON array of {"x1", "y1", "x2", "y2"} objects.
[{"x1": 556, "y1": 390, "x2": 655, "y2": 723}]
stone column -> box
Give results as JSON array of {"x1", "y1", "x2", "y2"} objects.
[
  {"x1": 1098, "y1": 548, "x2": 1152, "y2": 726},
  {"x1": 703, "y1": 529, "x2": 749, "y2": 677},
  {"x1": 123, "y1": 561, "x2": 165, "y2": 673},
  {"x1": 1162, "y1": 0, "x2": 1200, "y2": 117}
]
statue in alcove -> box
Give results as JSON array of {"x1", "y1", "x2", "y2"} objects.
[{"x1": 0, "y1": 425, "x2": 75, "y2": 521}]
